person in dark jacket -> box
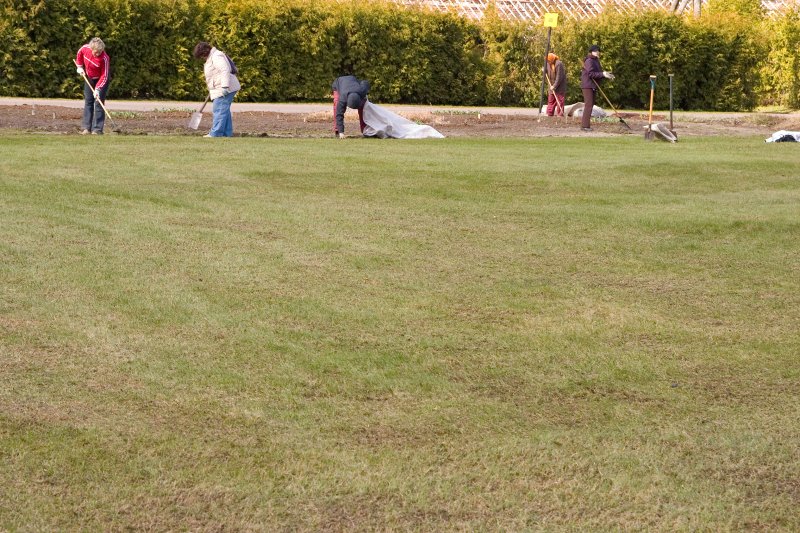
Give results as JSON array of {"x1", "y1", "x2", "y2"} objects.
[
  {"x1": 332, "y1": 75, "x2": 370, "y2": 138},
  {"x1": 544, "y1": 53, "x2": 566, "y2": 117},
  {"x1": 580, "y1": 44, "x2": 614, "y2": 131}
]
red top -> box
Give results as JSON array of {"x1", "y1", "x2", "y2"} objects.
[{"x1": 75, "y1": 45, "x2": 110, "y2": 89}]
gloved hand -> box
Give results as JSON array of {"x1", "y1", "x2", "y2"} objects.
[
  {"x1": 76, "y1": 66, "x2": 85, "y2": 76},
  {"x1": 93, "y1": 88, "x2": 100, "y2": 99},
  {"x1": 221, "y1": 87, "x2": 230, "y2": 96},
  {"x1": 603, "y1": 71, "x2": 615, "y2": 79}
]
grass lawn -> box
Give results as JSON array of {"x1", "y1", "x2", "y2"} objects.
[{"x1": 1, "y1": 133, "x2": 799, "y2": 530}]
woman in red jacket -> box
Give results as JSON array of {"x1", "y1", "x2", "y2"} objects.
[{"x1": 75, "y1": 37, "x2": 111, "y2": 135}]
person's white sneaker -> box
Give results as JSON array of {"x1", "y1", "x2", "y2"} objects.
[
  {"x1": 203, "y1": 134, "x2": 212, "y2": 138},
  {"x1": 80, "y1": 129, "x2": 90, "y2": 135}
]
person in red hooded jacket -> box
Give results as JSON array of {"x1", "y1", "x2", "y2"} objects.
[
  {"x1": 579, "y1": 44, "x2": 614, "y2": 131},
  {"x1": 75, "y1": 37, "x2": 111, "y2": 135},
  {"x1": 544, "y1": 53, "x2": 566, "y2": 117}
]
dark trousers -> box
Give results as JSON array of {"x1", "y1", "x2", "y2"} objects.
[
  {"x1": 581, "y1": 88, "x2": 595, "y2": 129},
  {"x1": 332, "y1": 90, "x2": 366, "y2": 134},
  {"x1": 83, "y1": 78, "x2": 110, "y2": 133}
]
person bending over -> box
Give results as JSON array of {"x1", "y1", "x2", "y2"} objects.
[
  {"x1": 193, "y1": 41, "x2": 241, "y2": 137},
  {"x1": 332, "y1": 75, "x2": 370, "y2": 138},
  {"x1": 545, "y1": 53, "x2": 567, "y2": 117},
  {"x1": 75, "y1": 37, "x2": 111, "y2": 135}
]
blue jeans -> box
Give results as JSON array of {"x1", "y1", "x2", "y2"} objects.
[
  {"x1": 209, "y1": 91, "x2": 236, "y2": 137},
  {"x1": 83, "y1": 79, "x2": 110, "y2": 133}
]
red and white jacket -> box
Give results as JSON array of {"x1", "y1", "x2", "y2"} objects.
[{"x1": 75, "y1": 45, "x2": 110, "y2": 89}]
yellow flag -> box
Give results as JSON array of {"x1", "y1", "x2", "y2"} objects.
[{"x1": 543, "y1": 13, "x2": 559, "y2": 28}]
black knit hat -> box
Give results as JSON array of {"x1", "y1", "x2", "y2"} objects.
[
  {"x1": 346, "y1": 92, "x2": 363, "y2": 109},
  {"x1": 589, "y1": 44, "x2": 601, "y2": 52}
]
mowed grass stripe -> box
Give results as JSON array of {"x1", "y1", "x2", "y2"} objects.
[{"x1": 1, "y1": 134, "x2": 799, "y2": 530}]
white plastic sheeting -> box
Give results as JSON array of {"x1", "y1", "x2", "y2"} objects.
[
  {"x1": 765, "y1": 130, "x2": 800, "y2": 143},
  {"x1": 554, "y1": 102, "x2": 608, "y2": 118},
  {"x1": 362, "y1": 101, "x2": 445, "y2": 139}
]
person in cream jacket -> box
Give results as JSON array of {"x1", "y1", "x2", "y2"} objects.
[{"x1": 193, "y1": 41, "x2": 241, "y2": 137}]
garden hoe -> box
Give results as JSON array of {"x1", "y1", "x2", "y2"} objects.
[
  {"x1": 73, "y1": 59, "x2": 122, "y2": 133},
  {"x1": 592, "y1": 79, "x2": 632, "y2": 131},
  {"x1": 645, "y1": 75, "x2": 656, "y2": 140},
  {"x1": 188, "y1": 96, "x2": 210, "y2": 130}
]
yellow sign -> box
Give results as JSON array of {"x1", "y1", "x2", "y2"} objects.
[{"x1": 543, "y1": 13, "x2": 559, "y2": 28}]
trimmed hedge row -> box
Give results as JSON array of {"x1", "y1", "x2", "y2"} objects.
[
  {"x1": 553, "y1": 11, "x2": 766, "y2": 111},
  {"x1": 1, "y1": 0, "x2": 486, "y2": 104},
  {"x1": 1, "y1": 0, "x2": 797, "y2": 110},
  {"x1": 760, "y1": 9, "x2": 800, "y2": 109}
]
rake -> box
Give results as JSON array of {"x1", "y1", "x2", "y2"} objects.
[{"x1": 592, "y1": 79, "x2": 632, "y2": 131}]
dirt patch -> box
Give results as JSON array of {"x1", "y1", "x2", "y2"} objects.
[{"x1": 1, "y1": 103, "x2": 796, "y2": 138}]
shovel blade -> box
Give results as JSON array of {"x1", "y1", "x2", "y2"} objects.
[
  {"x1": 645, "y1": 123, "x2": 678, "y2": 143},
  {"x1": 188, "y1": 112, "x2": 203, "y2": 130}
]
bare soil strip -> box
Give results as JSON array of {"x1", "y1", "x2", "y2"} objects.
[{"x1": 2, "y1": 102, "x2": 798, "y2": 138}]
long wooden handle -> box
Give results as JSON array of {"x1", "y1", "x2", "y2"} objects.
[
  {"x1": 73, "y1": 59, "x2": 93, "y2": 89},
  {"x1": 648, "y1": 75, "x2": 657, "y2": 125},
  {"x1": 198, "y1": 95, "x2": 210, "y2": 113}
]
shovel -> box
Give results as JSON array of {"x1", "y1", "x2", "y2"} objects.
[
  {"x1": 645, "y1": 75, "x2": 656, "y2": 140},
  {"x1": 188, "y1": 96, "x2": 210, "y2": 130}
]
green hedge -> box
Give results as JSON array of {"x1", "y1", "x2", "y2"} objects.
[
  {"x1": 0, "y1": 0, "x2": 795, "y2": 110},
  {"x1": 0, "y1": 0, "x2": 486, "y2": 104},
  {"x1": 0, "y1": 0, "x2": 207, "y2": 99},
  {"x1": 554, "y1": 11, "x2": 765, "y2": 111},
  {"x1": 760, "y1": 8, "x2": 800, "y2": 108}
]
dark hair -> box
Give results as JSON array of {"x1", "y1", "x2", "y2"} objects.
[
  {"x1": 588, "y1": 44, "x2": 601, "y2": 53},
  {"x1": 193, "y1": 41, "x2": 212, "y2": 60}
]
